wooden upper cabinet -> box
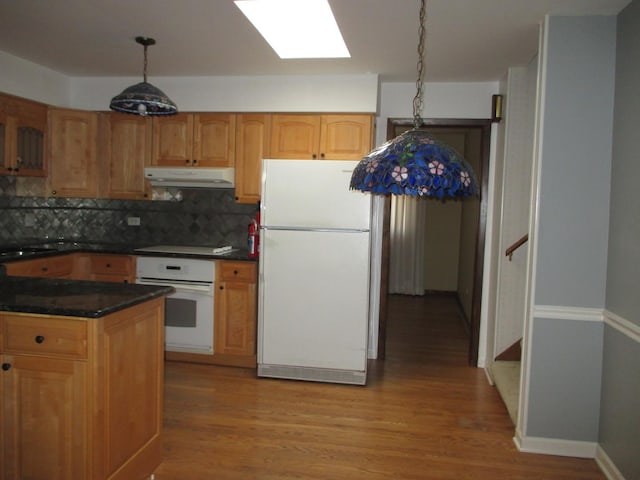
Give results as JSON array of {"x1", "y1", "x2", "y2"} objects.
[
  {"x1": 0, "y1": 93, "x2": 47, "y2": 177},
  {"x1": 152, "y1": 113, "x2": 235, "y2": 167},
  {"x1": 320, "y1": 114, "x2": 373, "y2": 160},
  {"x1": 194, "y1": 114, "x2": 236, "y2": 167},
  {"x1": 48, "y1": 107, "x2": 98, "y2": 198},
  {"x1": 151, "y1": 113, "x2": 193, "y2": 166},
  {"x1": 269, "y1": 114, "x2": 320, "y2": 160},
  {"x1": 235, "y1": 114, "x2": 270, "y2": 204},
  {"x1": 270, "y1": 114, "x2": 373, "y2": 160},
  {"x1": 100, "y1": 113, "x2": 152, "y2": 200}
]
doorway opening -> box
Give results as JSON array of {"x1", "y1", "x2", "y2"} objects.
[{"x1": 377, "y1": 118, "x2": 491, "y2": 366}]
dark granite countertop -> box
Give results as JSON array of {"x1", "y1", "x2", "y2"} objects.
[
  {"x1": 0, "y1": 276, "x2": 174, "y2": 318},
  {"x1": 0, "y1": 240, "x2": 255, "y2": 263}
]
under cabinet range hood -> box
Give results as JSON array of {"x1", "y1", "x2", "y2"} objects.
[{"x1": 144, "y1": 167, "x2": 235, "y2": 188}]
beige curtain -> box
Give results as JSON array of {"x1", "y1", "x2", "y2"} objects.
[{"x1": 389, "y1": 195, "x2": 426, "y2": 295}]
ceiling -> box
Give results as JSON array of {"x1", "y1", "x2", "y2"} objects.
[{"x1": 0, "y1": 0, "x2": 630, "y2": 83}]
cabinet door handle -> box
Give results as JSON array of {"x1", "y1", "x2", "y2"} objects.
[
  {"x1": 41, "y1": 267, "x2": 48, "y2": 272},
  {"x1": 219, "y1": 285, "x2": 224, "y2": 290},
  {"x1": 233, "y1": 270, "x2": 239, "y2": 275},
  {"x1": 106, "y1": 263, "x2": 111, "y2": 268},
  {"x1": 35, "y1": 335, "x2": 45, "y2": 344},
  {"x1": 312, "y1": 153, "x2": 317, "y2": 159},
  {"x1": 1, "y1": 363, "x2": 10, "y2": 371},
  {"x1": 185, "y1": 159, "x2": 190, "y2": 164},
  {"x1": 193, "y1": 159, "x2": 198, "y2": 165},
  {"x1": 320, "y1": 153, "x2": 325, "y2": 159}
]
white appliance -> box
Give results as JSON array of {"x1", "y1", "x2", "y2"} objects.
[
  {"x1": 258, "y1": 159, "x2": 372, "y2": 385},
  {"x1": 136, "y1": 254, "x2": 216, "y2": 354},
  {"x1": 144, "y1": 167, "x2": 235, "y2": 188}
]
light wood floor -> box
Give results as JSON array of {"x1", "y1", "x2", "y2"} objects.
[{"x1": 154, "y1": 294, "x2": 605, "y2": 479}]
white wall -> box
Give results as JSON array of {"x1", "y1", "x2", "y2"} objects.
[
  {"x1": 376, "y1": 82, "x2": 498, "y2": 146},
  {"x1": 70, "y1": 74, "x2": 379, "y2": 113},
  {"x1": 0, "y1": 49, "x2": 379, "y2": 113},
  {"x1": 0, "y1": 51, "x2": 69, "y2": 106}
]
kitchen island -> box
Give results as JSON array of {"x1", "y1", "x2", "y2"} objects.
[{"x1": 0, "y1": 276, "x2": 173, "y2": 480}]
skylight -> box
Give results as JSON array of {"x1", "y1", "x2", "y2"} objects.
[{"x1": 234, "y1": 0, "x2": 350, "y2": 59}]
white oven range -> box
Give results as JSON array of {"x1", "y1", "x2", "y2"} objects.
[{"x1": 135, "y1": 253, "x2": 216, "y2": 355}]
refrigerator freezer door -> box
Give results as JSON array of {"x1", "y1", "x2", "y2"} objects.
[
  {"x1": 258, "y1": 228, "x2": 370, "y2": 381},
  {"x1": 261, "y1": 159, "x2": 371, "y2": 230}
]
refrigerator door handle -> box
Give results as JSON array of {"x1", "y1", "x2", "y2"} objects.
[{"x1": 261, "y1": 226, "x2": 370, "y2": 234}]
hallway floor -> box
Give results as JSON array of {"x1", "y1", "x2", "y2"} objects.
[{"x1": 154, "y1": 293, "x2": 605, "y2": 479}]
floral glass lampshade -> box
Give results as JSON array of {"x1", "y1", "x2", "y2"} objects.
[{"x1": 350, "y1": 129, "x2": 478, "y2": 198}]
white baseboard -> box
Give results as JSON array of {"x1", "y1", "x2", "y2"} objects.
[
  {"x1": 483, "y1": 366, "x2": 495, "y2": 385},
  {"x1": 513, "y1": 431, "x2": 597, "y2": 458},
  {"x1": 596, "y1": 445, "x2": 626, "y2": 480}
]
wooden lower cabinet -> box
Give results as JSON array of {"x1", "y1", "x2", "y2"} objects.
[
  {"x1": 4, "y1": 253, "x2": 135, "y2": 283},
  {"x1": 1, "y1": 354, "x2": 87, "y2": 479},
  {"x1": 214, "y1": 261, "x2": 257, "y2": 367},
  {"x1": 0, "y1": 298, "x2": 164, "y2": 480},
  {"x1": 3, "y1": 254, "x2": 75, "y2": 278},
  {"x1": 87, "y1": 254, "x2": 136, "y2": 283}
]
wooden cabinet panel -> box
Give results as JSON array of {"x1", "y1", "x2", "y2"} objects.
[
  {"x1": 101, "y1": 113, "x2": 152, "y2": 200},
  {"x1": 270, "y1": 113, "x2": 373, "y2": 160},
  {"x1": 88, "y1": 254, "x2": 135, "y2": 283},
  {"x1": 3, "y1": 316, "x2": 87, "y2": 359},
  {"x1": 320, "y1": 114, "x2": 373, "y2": 160},
  {"x1": 270, "y1": 114, "x2": 320, "y2": 159},
  {"x1": 99, "y1": 302, "x2": 163, "y2": 476},
  {"x1": 0, "y1": 299, "x2": 164, "y2": 479},
  {"x1": 3, "y1": 254, "x2": 74, "y2": 278},
  {"x1": 1, "y1": 354, "x2": 87, "y2": 480},
  {"x1": 48, "y1": 107, "x2": 98, "y2": 198},
  {"x1": 214, "y1": 261, "x2": 257, "y2": 363},
  {"x1": 235, "y1": 114, "x2": 270, "y2": 204},
  {"x1": 151, "y1": 113, "x2": 194, "y2": 166},
  {"x1": 218, "y1": 260, "x2": 257, "y2": 283},
  {"x1": 152, "y1": 113, "x2": 234, "y2": 167},
  {"x1": 0, "y1": 93, "x2": 47, "y2": 177},
  {"x1": 215, "y1": 281, "x2": 256, "y2": 357},
  {"x1": 194, "y1": 113, "x2": 235, "y2": 167}
]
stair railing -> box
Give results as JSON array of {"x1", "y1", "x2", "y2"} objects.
[{"x1": 505, "y1": 234, "x2": 529, "y2": 261}]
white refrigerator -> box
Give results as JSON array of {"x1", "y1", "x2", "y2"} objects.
[{"x1": 258, "y1": 159, "x2": 372, "y2": 385}]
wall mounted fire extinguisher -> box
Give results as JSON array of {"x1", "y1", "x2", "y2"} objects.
[{"x1": 248, "y1": 211, "x2": 260, "y2": 258}]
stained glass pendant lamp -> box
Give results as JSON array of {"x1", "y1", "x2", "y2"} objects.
[
  {"x1": 350, "y1": 0, "x2": 478, "y2": 199},
  {"x1": 109, "y1": 36, "x2": 178, "y2": 116}
]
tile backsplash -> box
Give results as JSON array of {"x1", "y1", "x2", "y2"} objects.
[{"x1": 0, "y1": 176, "x2": 258, "y2": 247}]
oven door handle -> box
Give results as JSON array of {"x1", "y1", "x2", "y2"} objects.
[{"x1": 137, "y1": 279, "x2": 213, "y2": 294}]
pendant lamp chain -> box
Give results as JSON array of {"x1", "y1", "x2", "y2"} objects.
[
  {"x1": 412, "y1": 0, "x2": 426, "y2": 129},
  {"x1": 349, "y1": 0, "x2": 478, "y2": 198},
  {"x1": 142, "y1": 43, "x2": 148, "y2": 83}
]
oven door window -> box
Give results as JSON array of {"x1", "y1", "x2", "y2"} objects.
[
  {"x1": 165, "y1": 297, "x2": 197, "y2": 328},
  {"x1": 164, "y1": 290, "x2": 214, "y2": 355}
]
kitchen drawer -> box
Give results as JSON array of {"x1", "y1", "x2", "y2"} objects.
[
  {"x1": 2, "y1": 315, "x2": 87, "y2": 359},
  {"x1": 89, "y1": 254, "x2": 135, "y2": 275},
  {"x1": 4, "y1": 254, "x2": 74, "y2": 278},
  {"x1": 217, "y1": 261, "x2": 257, "y2": 283}
]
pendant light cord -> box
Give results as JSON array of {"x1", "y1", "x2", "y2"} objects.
[{"x1": 412, "y1": 0, "x2": 426, "y2": 129}]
